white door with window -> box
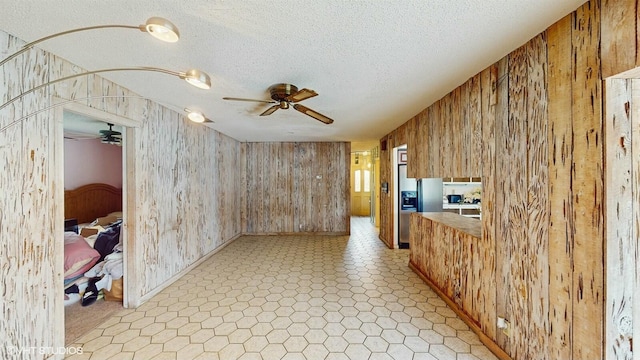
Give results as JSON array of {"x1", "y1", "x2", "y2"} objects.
[{"x1": 351, "y1": 152, "x2": 371, "y2": 216}]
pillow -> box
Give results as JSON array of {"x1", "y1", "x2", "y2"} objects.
[{"x1": 64, "y1": 232, "x2": 101, "y2": 280}]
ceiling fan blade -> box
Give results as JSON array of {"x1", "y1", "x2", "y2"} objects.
[
  {"x1": 260, "y1": 104, "x2": 280, "y2": 116},
  {"x1": 293, "y1": 104, "x2": 334, "y2": 124},
  {"x1": 285, "y1": 88, "x2": 318, "y2": 103},
  {"x1": 223, "y1": 97, "x2": 276, "y2": 104}
]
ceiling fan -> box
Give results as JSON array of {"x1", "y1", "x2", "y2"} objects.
[
  {"x1": 223, "y1": 83, "x2": 334, "y2": 124},
  {"x1": 99, "y1": 123, "x2": 122, "y2": 146}
]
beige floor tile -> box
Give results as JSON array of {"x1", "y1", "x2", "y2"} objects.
[
  {"x1": 129, "y1": 316, "x2": 155, "y2": 330},
  {"x1": 140, "y1": 322, "x2": 166, "y2": 337},
  {"x1": 150, "y1": 329, "x2": 177, "y2": 344},
  {"x1": 162, "y1": 336, "x2": 190, "y2": 352},
  {"x1": 122, "y1": 336, "x2": 151, "y2": 352},
  {"x1": 203, "y1": 336, "x2": 229, "y2": 352},
  {"x1": 67, "y1": 217, "x2": 501, "y2": 360},
  {"x1": 112, "y1": 329, "x2": 141, "y2": 344},
  {"x1": 81, "y1": 335, "x2": 114, "y2": 352}
]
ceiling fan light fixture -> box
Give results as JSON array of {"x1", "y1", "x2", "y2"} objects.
[
  {"x1": 279, "y1": 101, "x2": 289, "y2": 109},
  {"x1": 183, "y1": 69, "x2": 212, "y2": 90},
  {"x1": 142, "y1": 17, "x2": 180, "y2": 43}
]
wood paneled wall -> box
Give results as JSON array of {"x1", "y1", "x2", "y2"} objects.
[
  {"x1": 0, "y1": 30, "x2": 243, "y2": 359},
  {"x1": 0, "y1": 31, "x2": 61, "y2": 359},
  {"x1": 243, "y1": 142, "x2": 350, "y2": 235},
  {"x1": 379, "y1": 1, "x2": 615, "y2": 359},
  {"x1": 378, "y1": 136, "x2": 393, "y2": 246},
  {"x1": 409, "y1": 214, "x2": 507, "y2": 359}
]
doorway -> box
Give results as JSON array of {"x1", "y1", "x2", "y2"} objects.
[
  {"x1": 350, "y1": 151, "x2": 373, "y2": 216},
  {"x1": 56, "y1": 99, "x2": 140, "y2": 343}
]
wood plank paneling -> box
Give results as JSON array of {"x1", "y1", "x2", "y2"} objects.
[
  {"x1": 604, "y1": 78, "x2": 634, "y2": 359},
  {"x1": 418, "y1": 110, "x2": 429, "y2": 178},
  {"x1": 525, "y1": 33, "x2": 550, "y2": 360},
  {"x1": 440, "y1": 98, "x2": 451, "y2": 177},
  {"x1": 632, "y1": 79, "x2": 640, "y2": 360},
  {"x1": 409, "y1": 214, "x2": 509, "y2": 360},
  {"x1": 451, "y1": 88, "x2": 462, "y2": 177},
  {"x1": 379, "y1": 135, "x2": 392, "y2": 246},
  {"x1": 479, "y1": 64, "x2": 497, "y2": 341},
  {"x1": 244, "y1": 142, "x2": 350, "y2": 235},
  {"x1": 427, "y1": 106, "x2": 439, "y2": 178},
  {"x1": 407, "y1": 116, "x2": 418, "y2": 178},
  {"x1": 0, "y1": 32, "x2": 64, "y2": 359},
  {"x1": 600, "y1": 0, "x2": 638, "y2": 78},
  {"x1": 460, "y1": 81, "x2": 471, "y2": 176},
  {"x1": 507, "y1": 44, "x2": 530, "y2": 360},
  {"x1": 547, "y1": 14, "x2": 574, "y2": 360},
  {"x1": 494, "y1": 56, "x2": 511, "y2": 354},
  {"x1": 571, "y1": 3, "x2": 604, "y2": 359},
  {"x1": 469, "y1": 74, "x2": 483, "y2": 177}
]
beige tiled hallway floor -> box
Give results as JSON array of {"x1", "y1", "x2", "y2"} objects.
[{"x1": 68, "y1": 217, "x2": 498, "y2": 360}]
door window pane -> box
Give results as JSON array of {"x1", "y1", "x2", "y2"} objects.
[
  {"x1": 354, "y1": 170, "x2": 361, "y2": 192},
  {"x1": 364, "y1": 170, "x2": 371, "y2": 192}
]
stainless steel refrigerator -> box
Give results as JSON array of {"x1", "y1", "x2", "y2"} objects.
[{"x1": 398, "y1": 165, "x2": 443, "y2": 249}]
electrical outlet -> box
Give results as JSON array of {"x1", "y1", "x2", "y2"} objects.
[{"x1": 497, "y1": 317, "x2": 511, "y2": 337}]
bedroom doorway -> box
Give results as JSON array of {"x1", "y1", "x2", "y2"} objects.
[{"x1": 58, "y1": 99, "x2": 140, "y2": 344}]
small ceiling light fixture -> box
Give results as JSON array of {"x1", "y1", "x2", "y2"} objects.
[
  {"x1": 0, "y1": 66, "x2": 212, "y2": 111},
  {"x1": 183, "y1": 69, "x2": 212, "y2": 90},
  {"x1": 0, "y1": 17, "x2": 180, "y2": 67},
  {"x1": 185, "y1": 108, "x2": 212, "y2": 123}
]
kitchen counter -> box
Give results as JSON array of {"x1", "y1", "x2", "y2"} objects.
[
  {"x1": 442, "y1": 203, "x2": 481, "y2": 210},
  {"x1": 415, "y1": 211, "x2": 481, "y2": 238}
]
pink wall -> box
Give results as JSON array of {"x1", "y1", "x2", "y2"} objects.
[{"x1": 64, "y1": 138, "x2": 123, "y2": 190}]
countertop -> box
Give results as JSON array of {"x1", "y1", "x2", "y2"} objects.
[
  {"x1": 414, "y1": 212, "x2": 481, "y2": 238},
  {"x1": 442, "y1": 203, "x2": 481, "y2": 209}
]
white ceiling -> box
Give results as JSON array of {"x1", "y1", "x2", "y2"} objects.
[{"x1": 1, "y1": 0, "x2": 585, "y2": 151}]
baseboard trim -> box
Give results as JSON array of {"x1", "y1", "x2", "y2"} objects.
[
  {"x1": 408, "y1": 261, "x2": 511, "y2": 360},
  {"x1": 136, "y1": 233, "x2": 242, "y2": 306}
]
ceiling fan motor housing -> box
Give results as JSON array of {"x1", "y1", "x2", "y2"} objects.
[{"x1": 269, "y1": 83, "x2": 298, "y2": 102}]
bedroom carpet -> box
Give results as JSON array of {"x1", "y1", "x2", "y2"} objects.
[{"x1": 65, "y1": 298, "x2": 124, "y2": 345}]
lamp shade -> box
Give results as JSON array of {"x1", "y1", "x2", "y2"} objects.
[
  {"x1": 185, "y1": 108, "x2": 213, "y2": 123},
  {"x1": 187, "y1": 110, "x2": 206, "y2": 123},
  {"x1": 183, "y1": 69, "x2": 212, "y2": 90},
  {"x1": 143, "y1": 17, "x2": 180, "y2": 43}
]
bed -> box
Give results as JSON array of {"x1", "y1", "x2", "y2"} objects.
[
  {"x1": 63, "y1": 183, "x2": 124, "y2": 305},
  {"x1": 64, "y1": 183, "x2": 122, "y2": 224}
]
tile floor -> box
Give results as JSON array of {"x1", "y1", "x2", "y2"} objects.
[{"x1": 67, "y1": 217, "x2": 499, "y2": 360}]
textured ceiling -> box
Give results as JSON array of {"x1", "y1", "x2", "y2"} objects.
[{"x1": 1, "y1": 0, "x2": 585, "y2": 151}]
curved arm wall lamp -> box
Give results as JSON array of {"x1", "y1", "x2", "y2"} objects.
[
  {"x1": 0, "y1": 66, "x2": 211, "y2": 111},
  {"x1": 0, "y1": 17, "x2": 179, "y2": 67},
  {"x1": 1, "y1": 95, "x2": 213, "y2": 135}
]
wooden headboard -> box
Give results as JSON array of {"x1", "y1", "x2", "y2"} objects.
[{"x1": 64, "y1": 183, "x2": 122, "y2": 224}]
